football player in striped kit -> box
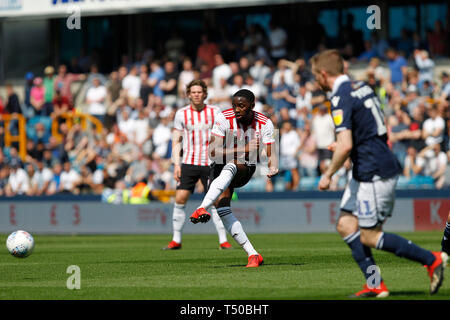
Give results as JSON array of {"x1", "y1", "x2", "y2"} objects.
[
  {"x1": 190, "y1": 89, "x2": 279, "y2": 267},
  {"x1": 163, "y1": 80, "x2": 232, "y2": 250}
]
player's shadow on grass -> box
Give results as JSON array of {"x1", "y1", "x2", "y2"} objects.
[{"x1": 213, "y1": 263, "x2": 306, "y2": 268}]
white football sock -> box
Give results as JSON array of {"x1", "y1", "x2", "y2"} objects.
[
  {"x1": 210, "y1": 206, "x2": 228, "y2": 244},
  {"x1": 199, "y1": 163, "x2": 237, "y2": 210},
  {"x1": 172, "y1": 203, "x2": 186, "y2": 243},
  {"x1": 217, "y1": 207, "x2": 257, "y2": 256}
]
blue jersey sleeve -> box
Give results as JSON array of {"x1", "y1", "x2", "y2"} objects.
[{"x1": 330, "y1": 93, "x2": 353, "y2": 133}]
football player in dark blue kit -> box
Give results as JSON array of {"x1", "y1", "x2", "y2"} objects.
[{"x1": 311, "y1": 49, "x2": 447, "y2": 298}]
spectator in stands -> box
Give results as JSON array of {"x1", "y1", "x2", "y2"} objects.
[
  {"x1": 125, "y1": 151, "x2": 148, "y2": 186},
  {"x1": 106, "y1": 71, "x2": 122, "y2": 107},
  {"x1": 23, "y1": 72, "x2": 34, "y2": 118},
  {"x1": 51, "y1": 89, "x2": 71, "y2": 120},
  {"x1": 86, "y1": 77, "x2": 107, "y2": 123},
  {"x1": 122, "y1": 65, "x2": 141, "y2": 102},
  {"x1": 148, "y1": 60, "x2": 165, "y2": 98},
  {"x1": 33, "y1": 122, "x2": 51, "y2": 146},
  {"x1": 86, "y1": 64, "x2": 107, "y2": 89},
  {"x1": 196, "y1": 33, "x2": 220, "y2": 73},
  {"x1": 271, "y1": 73, "x2": 295, "y2": 113},
  {"x1": 5, "y1": 159, "x2": 30, "y2": 196},
  {"x1": 133, "y1": 109, "x2": 153, "y2": 154},
  {"x1": 159, "y1": 60, "x2": 179, "y2": 108},
  {"x1": 77, "y1": 165, "x2": 96, "y2": 194},
  {"x1": 416, "y1": 143, "x2": 448, "y2": 189},
  {"x1": 312, "y1": 104, "x2": 335, "y2": 174},
  {"x1": 118, "y1": 108, "x2": 135, "y2": 142},
  {"x1": 298, "y1": 120, "x2": 318, "y2": 177},
  {"x1": 280, "y1": 121, "x2": 300, "y2": 190},
  {"x1": 177, "y1": 58, "x2": 195, "y2": 106},
  {"x1": 228, "y1": 74, "x2": 245, "y2": 97},
  {"x1": 59, "y1": 161, "x2": 81, "y2": 194},
  {"x1": 152, "y1": 116, "x2": 172, "y2": 159},
  {"x1": 30, "y1": 160, "x2": 54, "y2": 196},
  {"x1": 414, "y1": 49, "x2": 435, "y2": 88},
  {"x1": 405, "y1": 84, "x2": 421, "y2": 116},
  {"x1": 30, "y1": 77, "x2": 47, "y2": 116},
  {"x1": 422, "y1": 104, "x2": 445, "y2": 147},
  {"x1": 54, "y1": 64, "x2": 86, "y2": 107},
  {"x1": 358, "y1": 40, "x2": 377, "y2": 62},
  {"x1": 403, "y1": 145, "x2": 424, "y2": 178},
  {"x1": 208, "y1": 77, "x2": 232, "y2": 110},
  {"x1": 268, "y1": 19, "x2": 288, "y2": 63},
  {"x1": 272, "y1": 59, "x2": 295, "y2": 88},
  {"x1": 43, "y1": 66, "x2": 56, "y2": 114},
  {"x1": 138, "y1": 71, "x2": 152, "y2": 107},
  {"x1": 212, "y1": 54, "x2": 232, "y2": 90},
  {"x1": 389, "y1": 109, "x2": 411, "y2": 167},
  {"x1": 47, "y1": 162, "x2": 62, "y2": 195},
  {"x1": 3, "y1": 84, "x2": 20, "y2": 115},
  {"x1": 385, "y1": 47, "x2": 408, "y2": 89},
  {"x1": 249, "y1": 57, "x2": 271, "y2": 97}
]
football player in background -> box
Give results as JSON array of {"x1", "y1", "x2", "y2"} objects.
[
  {"x1": 312, "y1": 49, "x2": 447, "y2": 297},
  {"x1": 190, "y1": 89, "x2": 279, "y2": 267}
]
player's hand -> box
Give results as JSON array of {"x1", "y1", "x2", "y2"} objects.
[
  {"x1": 327, "y1": 142, "x2": 337, "y2": 152},
  {"x1": 318, "y1": 174, "x2": 331, "y2": 191},
  {"x1": 267, "y1": 166, "x2": 279, "y2": 178},
  {"x1": 173, "y1": 165, "x2": 181, "y2": 183}
]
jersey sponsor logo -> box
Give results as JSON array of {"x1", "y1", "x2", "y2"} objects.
[
  {"x1": 332, "y1": 109, "x2": 343, "y2": 126},
  {"x1": 186, "y1": 123, "x2": 211, "y2": 130}
]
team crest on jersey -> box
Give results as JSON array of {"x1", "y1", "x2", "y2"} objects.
[{"x1": 332, "y1": 109, "x2": 343, "y2": 126}]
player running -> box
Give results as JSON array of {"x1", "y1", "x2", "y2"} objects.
[
  {"x1": 163, "y1": 79, "x2": 232, "y2": 250},
  {"x1": 189, "y1": 89, "x2": 279, "y2": 267},
  {"x1": 312, "y1": 49, "x2": 447, "y2": 297}
]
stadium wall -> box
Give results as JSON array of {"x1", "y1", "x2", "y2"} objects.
[{"x1": 0, "y1": 190, "x2": 448, "y2": 235}]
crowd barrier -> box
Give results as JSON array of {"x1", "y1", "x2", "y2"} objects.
[{"x1": 0, "y1": 190, "x2": 448, "y2": 235}]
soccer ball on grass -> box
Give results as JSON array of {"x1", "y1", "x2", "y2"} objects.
[{"x1": 6, "y1": 230, "x2": 35, "y2": 258}]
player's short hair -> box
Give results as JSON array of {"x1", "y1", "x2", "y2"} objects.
[
  {"x1": 233, "y1": 89, "x2": 255, "y2": 104},
  {"x1": 309, "y1": 49, "x2": 344, "y2": 77},
  {"x1": 186, "y1": 79, "x2": 208, "y2": 96}
]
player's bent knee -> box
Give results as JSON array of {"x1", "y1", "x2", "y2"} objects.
[{"x1": 336, "y1": 213, "x2": 358, "y2": 237}]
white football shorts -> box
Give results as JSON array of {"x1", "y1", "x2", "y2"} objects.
[{"x1": 340, "y1": 174, "x2": 398, "y2": 228}]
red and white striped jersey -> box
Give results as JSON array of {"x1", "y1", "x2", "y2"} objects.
[
  {"x1": 211, "y1": 108, "x2": 275, "y2": 165},
  {"x1": 173, "y1": 104, "x2": 220, "y2": 166}
]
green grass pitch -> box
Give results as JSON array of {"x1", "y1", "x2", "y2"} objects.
[{"x1": 0, "y1": 232, "x2": 448, "y2": 300}]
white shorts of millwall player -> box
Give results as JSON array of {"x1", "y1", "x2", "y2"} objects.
[{"x1": 340, "y1": 173, "x2": 399, "y2": 229}]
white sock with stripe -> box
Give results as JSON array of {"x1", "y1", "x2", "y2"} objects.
[
  {"x1": 210, "y1": 206, "x2": 228, "y2": 244},
  {"x1": 217, "y1": 206, "x2": 257, "y2": 256},
  {"x1": 172, "y1": 203, "x2": 186, "y2": 243},
  {"x1": 199, "y1": 163, "x2": 237, "y2": 210}
]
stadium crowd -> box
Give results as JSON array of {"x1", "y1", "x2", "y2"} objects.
[{"x1": 0, "y1": 18, "x2": 449, "y2": 198}]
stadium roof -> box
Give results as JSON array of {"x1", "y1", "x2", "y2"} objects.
[{"x1": 0, "y1": 0, "x2": 329, "y2": 19}]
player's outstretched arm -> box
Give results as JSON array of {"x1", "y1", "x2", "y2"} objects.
[{"x1": 319, "y1": 129, "x2": 352, "y2": 190}]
